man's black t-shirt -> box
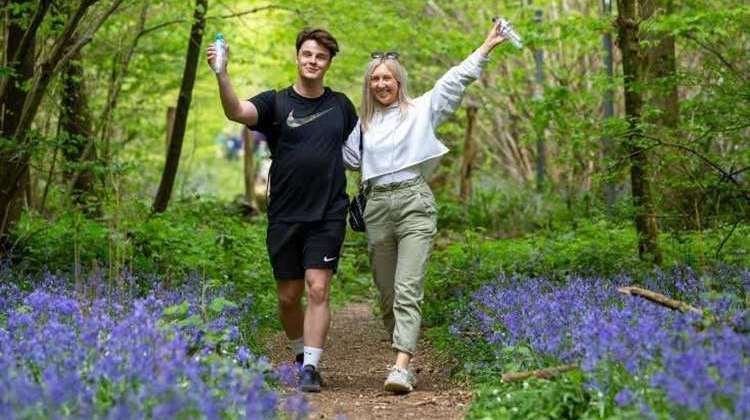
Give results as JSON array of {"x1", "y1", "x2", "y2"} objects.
[{"x1": 249, "y1": 87, "x2": 357, "y2": 222}]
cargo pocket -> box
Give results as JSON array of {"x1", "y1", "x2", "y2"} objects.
[{"x1": 417, "y1": 190, "x2": 437, "y2": 216}]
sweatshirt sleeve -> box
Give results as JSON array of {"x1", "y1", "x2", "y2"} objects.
[
  {"x1": 428, "y1": 50, "x2": 489, "y2": 127},
  {"x1": 342, "y1": 119, "x2": 362, "y2": 170}
]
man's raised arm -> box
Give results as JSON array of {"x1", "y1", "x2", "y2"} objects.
[{"x1": 207, "y1": 42, "x2": 259, "y2": 126}]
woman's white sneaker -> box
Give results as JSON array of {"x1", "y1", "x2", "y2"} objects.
[{"x1": 384, "y1": 366, "x2": 417, "y2": 394}]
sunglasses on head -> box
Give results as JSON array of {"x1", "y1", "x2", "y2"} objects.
[{"x1": 371, "y1": 51, "x2": 400, "y2": 60}]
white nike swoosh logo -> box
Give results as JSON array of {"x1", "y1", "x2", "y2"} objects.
[
  {"x1": 323, "y1": 256, "x2": 337, "y2": 262},
  {"x1": 286, "y1": 108, "x2": 333, "y2": 128}
]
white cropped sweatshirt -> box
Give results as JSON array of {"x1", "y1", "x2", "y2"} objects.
[{"x1": 343, "y1": 50, "x2": 489, "y2": 184}]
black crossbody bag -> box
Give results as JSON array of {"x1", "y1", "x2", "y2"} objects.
[{"x1": 348, "y1": 128, "x2": 367, "y2": 232}]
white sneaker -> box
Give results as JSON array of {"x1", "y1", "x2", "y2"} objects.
[{"x1": 384, "y1": 366, "x2": 417, "y2": 394}]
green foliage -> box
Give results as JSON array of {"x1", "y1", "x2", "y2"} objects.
[
  {"x1": 423, "y1": 216, "x2": 750, "y2": 419},
  {"x1": 436, "y1": 183, "x2": 592, "y2": 234},
  {"x1": 468, "y1": 374, "x2": 591, "y2": 420},
  {"x1": 423, "y1": 219, "x2": 750, "y2": 326},
  {"x1": 10, "y1": 197, "x2": 371, "y2": 331},
  {"x1": 161, "y1": 295, "x2": 241, "y2": 353},
  {"x1": 425, "y1": 325, "x2": 501, "y2": 382},
  {"x1": 11, "y1": 211, "x2": 111, "y2": 273},
  {"x1": 0, "y1": 65, "x2": 13, "y2": 77},
  {"x1": 427, "y1": 326, "x2": 593, "y2": 420},
  {"x1": 11, "y1": 200, "x2": 273, "y2": 323},
  {"x1": 4, "y1": 0, "x2": 749, "y2": 416},
  {"x1": 337, "y1": 230, "x2": 376, "y2": 302},
  {"x1": 13, "y1": 0, "x2": 745, "y2": 239},
  {"x1": 162, "y1": 300, "x2": 190, "y2": 319}
]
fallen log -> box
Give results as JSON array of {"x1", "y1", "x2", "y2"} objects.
[
  {"x1": 617, "y1": 286, "x2": 703, "y2": 316},
  {"x1": 501, "y1": 364, "x2": 578, "y2": 383}
]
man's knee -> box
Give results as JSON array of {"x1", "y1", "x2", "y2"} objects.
[
  {"x1": 277, "y1": 281, "x2": 304, "y2": 310},
  {"x1": 307, "y1": 281, "x2": 330, "y2": 305},
  {"x1": 305, "y1": 270, "x2": 331, "y2": 305},
  {"x1": 278, "y1": 294, "x2": 302, "y2": 311}
]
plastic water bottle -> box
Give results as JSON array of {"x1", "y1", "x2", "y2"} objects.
[
  {"x1": 493, "y1": 17, "x2": 523, "y2": 49},
  {"x1": 213, "y1": 33, "x2": 226, "y2": 73}
]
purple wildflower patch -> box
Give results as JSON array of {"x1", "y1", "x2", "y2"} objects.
[
  {"x1": 0, "y1": 273, "x2": 308, "y2": 418},
  {"x1": 456, "y1": 269, "x2": 750, "y2": 417}
]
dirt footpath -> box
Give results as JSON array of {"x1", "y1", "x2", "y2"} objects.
[{"x1": 266, "y1": 302, "x2": 472, "y2": 419}]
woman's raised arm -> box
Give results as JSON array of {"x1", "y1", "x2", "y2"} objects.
[{"x1": 428, "y1": 19, "x2": 508, "y2": 126}]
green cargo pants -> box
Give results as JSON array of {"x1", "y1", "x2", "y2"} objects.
[{"x1": 364, "y1": 176, "x2": 437, "y2": 355}]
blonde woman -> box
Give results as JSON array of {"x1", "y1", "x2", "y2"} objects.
[{"x1": 343, "y1": 22, "x2": 508, "y2": 393}]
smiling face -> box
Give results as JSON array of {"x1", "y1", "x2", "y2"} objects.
[
  {"x1": 369, "y1": 63, "x2": 400, "y2": 107},
  {"x1": 296, "y1": 40, "x2": 332, "y2": 82}
]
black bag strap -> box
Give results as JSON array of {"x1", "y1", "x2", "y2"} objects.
[
  {"x1": 263, "y1": 89, "x2": 288, "y2": 204},
  {"x1": 272, "y1": 89, "x2": 287, "y2": 128},
  {"x1": 331, "y1": 92, "x2": 350, "y2": 145},
  {"x1": 268, "y1": 89, "x2": 288, "y2": 159},
  {"x1": 357, "y1": 125, "x2": 367, "y2": 193},
  {"x1": 330, "y1": 91, "x2": 366, "y2": 192}
]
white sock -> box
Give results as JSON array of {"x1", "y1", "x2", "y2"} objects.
[
  {"x1": 290, "y1": 337, "x2": 304, "y2": 357},
  {"x1": 303, "y1": 346, "x2": 323, "y2": 369}
]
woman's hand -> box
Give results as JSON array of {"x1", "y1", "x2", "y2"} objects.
[
  {"x1": 478, "y1": 19, "x2": 508, "y2": 57},
  {"x1": 206, "y1": 41, "x2": 230, "y2": 74}
]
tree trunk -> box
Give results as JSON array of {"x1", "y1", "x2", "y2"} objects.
[
  {"x1": 165, "y1": 106, "x2": 176, "y2": 151},
  {"x1": 61, "y1": 50, "x2": 98, "y2": 212},
  {"x1": 0, "y1": 0, "x2": 110, "y2": 242},
  {"x1": 0, "y1": 0, "x2": 37, "y2": 248},
  {"x1": 99, "y1": 2, "x2": 149, "y2": 165},
  {"x1": 642, "y1": 0, "x2": 679, "y2": 128},
  {"x1": 641, "y1": 0, "x2": 686, "y2": 227},
  {"x1": 0, "y1": 0, "x2": 50, "y2": 108},
  {"x1": 533, "y1": 8, "x2": 547, "y2": 192},
  {"x1": 459, "y1": 105, "x2": 478, "y2": 203},
  {"x1": 601, "y1": 0, "x2": 617, "y2": 209},
  {"x1": 152, "y1": 0, "x2": 208, "y2": 213},
  {"x1": 616, "y1": 0, "x2": 662, "y2": 264}
]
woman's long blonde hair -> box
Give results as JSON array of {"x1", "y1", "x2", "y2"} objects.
[{"x1": 360, "y1": 57, "x2": 412, "y2": 132}]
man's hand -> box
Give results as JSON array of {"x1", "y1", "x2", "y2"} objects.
[{"x1": 208, "y1": 41, "x2": 259, "y2": 126}]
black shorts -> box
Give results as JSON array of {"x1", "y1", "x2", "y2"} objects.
[{"x1": 266, "y1": 220, "x2": 346, "y2": 280}]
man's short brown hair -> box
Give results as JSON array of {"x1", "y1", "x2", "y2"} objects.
[{"x1": 295, "y1": 28, "x2": 339, "y2": 58}]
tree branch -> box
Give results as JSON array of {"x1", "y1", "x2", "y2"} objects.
[
  {"x1": 57, "y1": 0, "x2": 127, "y2": 75},
  {"x1": 137, "y1": 5, "x2": 299, "y2": 41},
  {"x1": 641, "y1": 134, "x2": 749, "y2": 197},
  {"x1": 617, "y1": 286, "x2": 704, "y2": 316},
  {"x1": 0, "y1": 0, "x2": 52, "y2": 107},
  {"x1": 682, "y1": 32, "x2": 747, "y2": 81},
  {"x1": 13, "y1": 0, "x2": 95, "y2": 141},
  {"x1": 715, "y1": 217, "x2": 742, "y2": 259},
  {"x1": 211, "y1": 4, "x2": 300, "y2": 20},
  {"x1": 606, "y1": 129, "x2": 750, "y2": 204},
  {"x1": 10, "y1": 0, "x2": 51, "y2": 65},
  {"x1": 97, "y1": 2, "x2": 149, "y2": 147}
]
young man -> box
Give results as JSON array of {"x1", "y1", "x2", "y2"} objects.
[{"x1": 207, "y1": 28, "x2": 357, "y2": 393}]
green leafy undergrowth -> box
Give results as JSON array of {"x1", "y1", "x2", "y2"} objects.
[
  {"x1": 436, "y1": 184, "x2": 586, "y2": 235},
  {"x1": 468, "y1": 375, "x2": 592, "y2": 420},
  {"x1": 426, "y1": 326, "x2": 594, "y2": 419},
  {"x1": 423, "y1": 220, "x2": 749, "y2": 419},
  {"x1": 9, "y1": 198, "x2": 372, "y2": 331},
  {"x1": 423, "y1": 219, "x2": 750, "y2": 326}
]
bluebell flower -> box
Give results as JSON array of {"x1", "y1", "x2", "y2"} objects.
[
  {"x1": 283, "y1": 393, "x2": 310, "y2": 420},
  {"x1": 615, "y1": 388, "x2": 634, "y2": 406},
  {"x1": 460, "y1": 269, "x2": 750, "y2": 417},
  {"x1": 0, "y1": 272, "x2": 290, "y2": 418}
]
